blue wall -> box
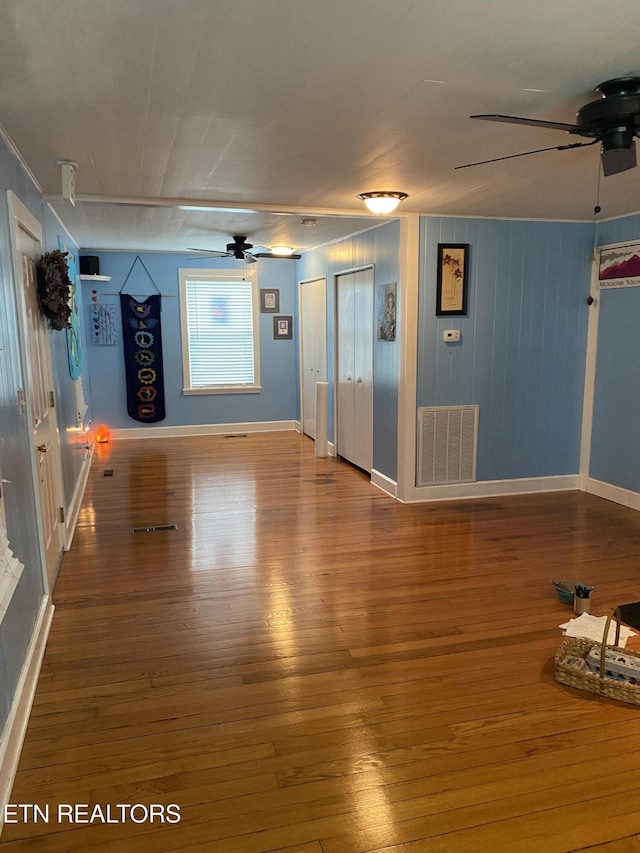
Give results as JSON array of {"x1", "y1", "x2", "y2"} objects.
[
  {"x1": 0, "y1": 139, "x2": 46, "y2": 733},
  {"x1": 81, "y1": 252, "x2": 298, "y2": 429},
  {"x1": 0, "y1": 137, "x2": 87, "y2": 735},
  {"x1": 295, "y1": 221, "x2": 401, "y2": 481},
  {"x1": 418, "y1": 217, "x2": 594, "y2": 482},
  {"x1": 591, "y1": 213, "x2": 640, "y2": 492}
]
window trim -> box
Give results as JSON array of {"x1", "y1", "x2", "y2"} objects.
[{"x1": 179, "y1": 268, "x2": 261, "y2": 395}]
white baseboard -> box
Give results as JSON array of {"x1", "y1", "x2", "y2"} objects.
[
  {"x1": 371, "y1": 469, "x2": 398, "y2": 498},
  {"x1": 328, "y1": 441, "x2": 336, "y2": 457},
  {"x1": 0, "y1": 596, "x2": 54, "y2": 834},
  {"x1": 586, "y1": 478, "x2": 640, "y2": 511},
  {"x1": 110, "y1": 420, "x2": 299, "y2": 440},
  {"x1": 65, "y1": 443, "x2": 94, "y2": 550},
  {"x1": 401, "y1": 474, "x2": 579, "y2": 503}
]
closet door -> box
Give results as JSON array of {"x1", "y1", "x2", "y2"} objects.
[
  {"x1": 337, "y1": 273, "x2": 356, "y2": 464},
  {"x1": 300, "y1": 277, "x2": 327, "y2": 438},
  {"x1": 336, "y1": 269, "x2": 373, "y2": 472},
  {"x1": 353, "y1": 268, "x2": 374, "y2": 471}
]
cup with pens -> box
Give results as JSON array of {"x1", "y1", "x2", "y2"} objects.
[{"x1": 574, "y1": 584, "x2": 594, "y2": 615}]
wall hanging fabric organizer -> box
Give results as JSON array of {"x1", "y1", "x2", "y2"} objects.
[
  {"x1": 555, "y1": 607, "x2": 640, "y2": 705},
  {"x1": 119, "y1": 256, "x2": 166, "y2": 423}
]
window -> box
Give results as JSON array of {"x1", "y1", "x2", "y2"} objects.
[{"x1": 179, "y1": 268, "x2": 261, "y2": 394}]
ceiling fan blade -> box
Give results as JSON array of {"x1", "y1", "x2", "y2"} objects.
[
  {"x1": 455, "y1": 139, "x2": 597, "y2": 170},
  {"x1": 186, "y1": 247, "x2": 230, "y2": 256},
  {"x1": 471, "y1": 114, "x2": 590, "y2": 135},
  {"x1": 601, "y1": 141, "x2": 637, "y2": 176},
  {"x1": 243, "y1": 252, "x2": 258, "y2": 264},
  {"x1": 184, "y1": 255, "x2": 221, "y2": 260},
  {"x1": 251, "y1": 252, "x2": 302, "y2": 260}
]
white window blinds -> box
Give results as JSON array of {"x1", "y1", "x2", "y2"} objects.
[{"x1": 179, "y1": 270, "x2": 260, "y2": 393}]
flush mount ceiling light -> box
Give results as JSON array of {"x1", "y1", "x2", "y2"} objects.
[
  {"x1": 358, "y1": 191, "x2": 408, "y2": 214},
  {"x1": 270, "y1": 245, "x2": 295, "y2": 256}
]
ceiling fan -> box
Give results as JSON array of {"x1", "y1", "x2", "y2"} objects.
[
  {"x1": 187, "y1": 235, "x2": 301, "y2": 263},
  {"x1": 457, "y1": 76, "x2": 640, "y2": 176}
]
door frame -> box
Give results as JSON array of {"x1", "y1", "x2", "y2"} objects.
[
  {"x1": 7, "y1": 191, "x2": 67, "y2": 591},
  {"x1": 333, "y1": 264, "x2": 374, "y2": 469},
  {"x1": 298, "y1": 275, "x2": 327, "y2": 441}
]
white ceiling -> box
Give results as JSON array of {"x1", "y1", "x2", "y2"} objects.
[{"x1": 2, "y1": 0, "x2": 640, "y2": 253}]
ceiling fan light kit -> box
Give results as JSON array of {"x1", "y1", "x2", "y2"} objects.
[
  {"x1": 461, "y1": 76, "x2": 640, "y2": 176},
  {"x1": 357, "y1": 191, "x2": 408, "y2": 214}
]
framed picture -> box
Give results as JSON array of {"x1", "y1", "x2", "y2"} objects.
[
  {"x1": 436, "y1": 243, "x2": 469, "y2": 316},
  {"x1": 599, "y1": 242, "x2": 640, "y2": 289},
  {"x1": 260, "y1": 288, "x2": 280, "y2": 312},
  {"x1": 273, "y1": 315, "x2": 292, "y2": 339},
  {"x1": 376, "y1": 282, "x2": 397, "y2": 341}
]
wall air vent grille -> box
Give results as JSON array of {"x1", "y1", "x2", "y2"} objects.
[{"x1": 417, "y1": 405, "x2": 479, "y2": 486}]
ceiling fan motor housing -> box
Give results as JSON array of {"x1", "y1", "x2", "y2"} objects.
[
  {"x1": 577, "y1": 77, "x2": 640, "y2": 147},
  {"x1": 227, "y1": 235, "x2": 253, "y2": 258}
]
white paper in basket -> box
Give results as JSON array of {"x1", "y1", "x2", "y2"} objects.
[{"x1": 559, "y1": 613, "x2": 636, "y2": 648}]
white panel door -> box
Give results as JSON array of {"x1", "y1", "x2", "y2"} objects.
[
  {"x1": 300, "y1": 277, "x2": 327, "y2": 439},
  {"x1": 353, "y1": 268, "x2": 374, "y2": 472},
  {"x1": 13, "y1": 204, "x2": 66, "y2": 586},
  {"x1": 336, "y1": 269, "x2": 373, "y2": 472},
  {"x1": 337, "y1": 273, "x2": 356, "y2": 465}
]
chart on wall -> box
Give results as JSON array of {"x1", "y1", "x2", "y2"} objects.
[
  {"x1": 120, "y1": 293, "x2": 166, "y2": 423},
  {"x1": 89, "y1": 289, "x2": 119, "y2": 346}
]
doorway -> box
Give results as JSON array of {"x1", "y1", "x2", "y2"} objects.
[
  {"x1": 299, "y1": 277, "x2": 327, "y2": 439},
  {"x1": 335, "y1": 267, "x2": 374, "y2": 472}
]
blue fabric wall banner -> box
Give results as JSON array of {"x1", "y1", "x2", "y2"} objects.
[
  {"x1": 58, "y1": 240, "x2": 83, "y2": 379},
  {"x1": 120, "y1": 293, "x2": 166, "y2": 423}
]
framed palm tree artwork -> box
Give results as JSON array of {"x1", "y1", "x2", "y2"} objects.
[{"x1": 436, "y1": 243, "x2": 469, "y2": 315}]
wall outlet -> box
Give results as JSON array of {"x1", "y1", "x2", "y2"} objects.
[{"x1": 443, "y1": 329, "x2": 461, "y2": 342}]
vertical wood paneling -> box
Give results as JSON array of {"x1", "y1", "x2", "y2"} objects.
[
  {"x1": 0, "y1": 137, "x2": 49, "y2": 741},
  {"x1": 419, "y1": 216, "x2": 592, "y2": 482},
  {"x1": 0, "y1": 635, "x2": 9, "y2": 730},
  {"x1": 591, "y1": 288, "x2": 640, "y2": 489},
  {"x1": 596, "y1": 212, "x2": 640, "y2": 247},
  {"x1": 590, "y1": 212, "x2": 640, "y2": 493}
]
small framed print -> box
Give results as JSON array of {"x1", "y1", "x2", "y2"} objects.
[
  {"x1": 260, "y1": 288, "x2": 280, "y2": 313},
  {"x1": 377, "y1": 282, "x2": 397, "y2": 341},
  {"x1": 436, "y1": 243, "x2": 469, "y2": 316},
  {"x1": 273, "y1": 315, "x2": 292, "y2": 339}
]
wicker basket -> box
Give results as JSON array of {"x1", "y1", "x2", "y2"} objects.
[{"x1": 555, "y1": 607, "x2": 640, "y2": 706}]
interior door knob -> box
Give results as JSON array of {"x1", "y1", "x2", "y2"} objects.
[{"x1": 37, "y1": 443, "x2": 49, "y2": 453}]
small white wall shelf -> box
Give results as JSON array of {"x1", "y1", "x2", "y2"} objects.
[{"x1": 79, "y1": 274, "x2": 111, "y2": 281}]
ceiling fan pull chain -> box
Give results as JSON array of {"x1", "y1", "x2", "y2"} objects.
[{"x1": 594, "y1": 159, "x2": 603, "y2": 215}]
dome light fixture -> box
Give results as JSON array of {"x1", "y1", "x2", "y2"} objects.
[
  {"x1": 358, "y1": 191, "x2": 408, "y2": 214},
  {"x1": 270, "y1": 245, "x2": 295, "y2": 256}
]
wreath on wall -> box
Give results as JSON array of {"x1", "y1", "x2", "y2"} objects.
[{"x1": 36, "y1": 249, "x2": 72, "y2": 331}]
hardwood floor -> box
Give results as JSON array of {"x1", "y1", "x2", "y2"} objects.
[{"x1": 3, "y1": 431, "x2": 640, "y2": 852}]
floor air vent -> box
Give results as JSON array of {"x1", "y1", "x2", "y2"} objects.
[
  {"x1": 131, "y1": 524, "x2": 178, "y2": 534},
  {"x1": 417, "y1": 405, "x2": 478, "y2": 486}
]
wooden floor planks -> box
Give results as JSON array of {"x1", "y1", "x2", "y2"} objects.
[{"x1": 3, "y1": 432, "x2": 640, "y2": 851}]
